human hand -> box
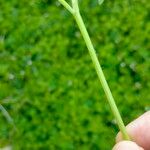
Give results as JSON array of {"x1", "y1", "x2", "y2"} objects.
[{"x1": 113, "y1": 111, "x2": 150, "y2": 150}]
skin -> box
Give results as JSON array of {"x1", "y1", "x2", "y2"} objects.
[{"x1": 113, "y1": 111, "x2": 150, "y2": 150}]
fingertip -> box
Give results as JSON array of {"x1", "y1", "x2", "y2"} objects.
[
  {"x1": 115, "y1": 111, "x2": 150, "y2": 149},
  {"x1": 113, "y1": 141, "x2": 143, "y2": 150},
  {"x1": 116, "y1": 132, "x2": 122, "y2": 143}
]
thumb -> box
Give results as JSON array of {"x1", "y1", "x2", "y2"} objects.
[{"x1": 113, "y1": 141, "x2": 144, "y2": 150}]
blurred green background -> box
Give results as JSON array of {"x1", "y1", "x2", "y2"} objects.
[{"x1": 0, "y1": 0, "x2": 150, "y2": 149}]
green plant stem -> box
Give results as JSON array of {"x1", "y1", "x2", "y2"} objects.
[
  {"x1": 58, "y1": 0, "x2": 74, "y2": 14},
  {"x1": 59, "y1": 0, "x2": 130, "y2": 140},
  {"x1": 73, "y1": 11, "x2": 130, "y2": 140}
]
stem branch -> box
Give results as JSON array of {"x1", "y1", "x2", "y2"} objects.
[{"x1": 58, "y1": 0, "x2": 74, "y2": 14}]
